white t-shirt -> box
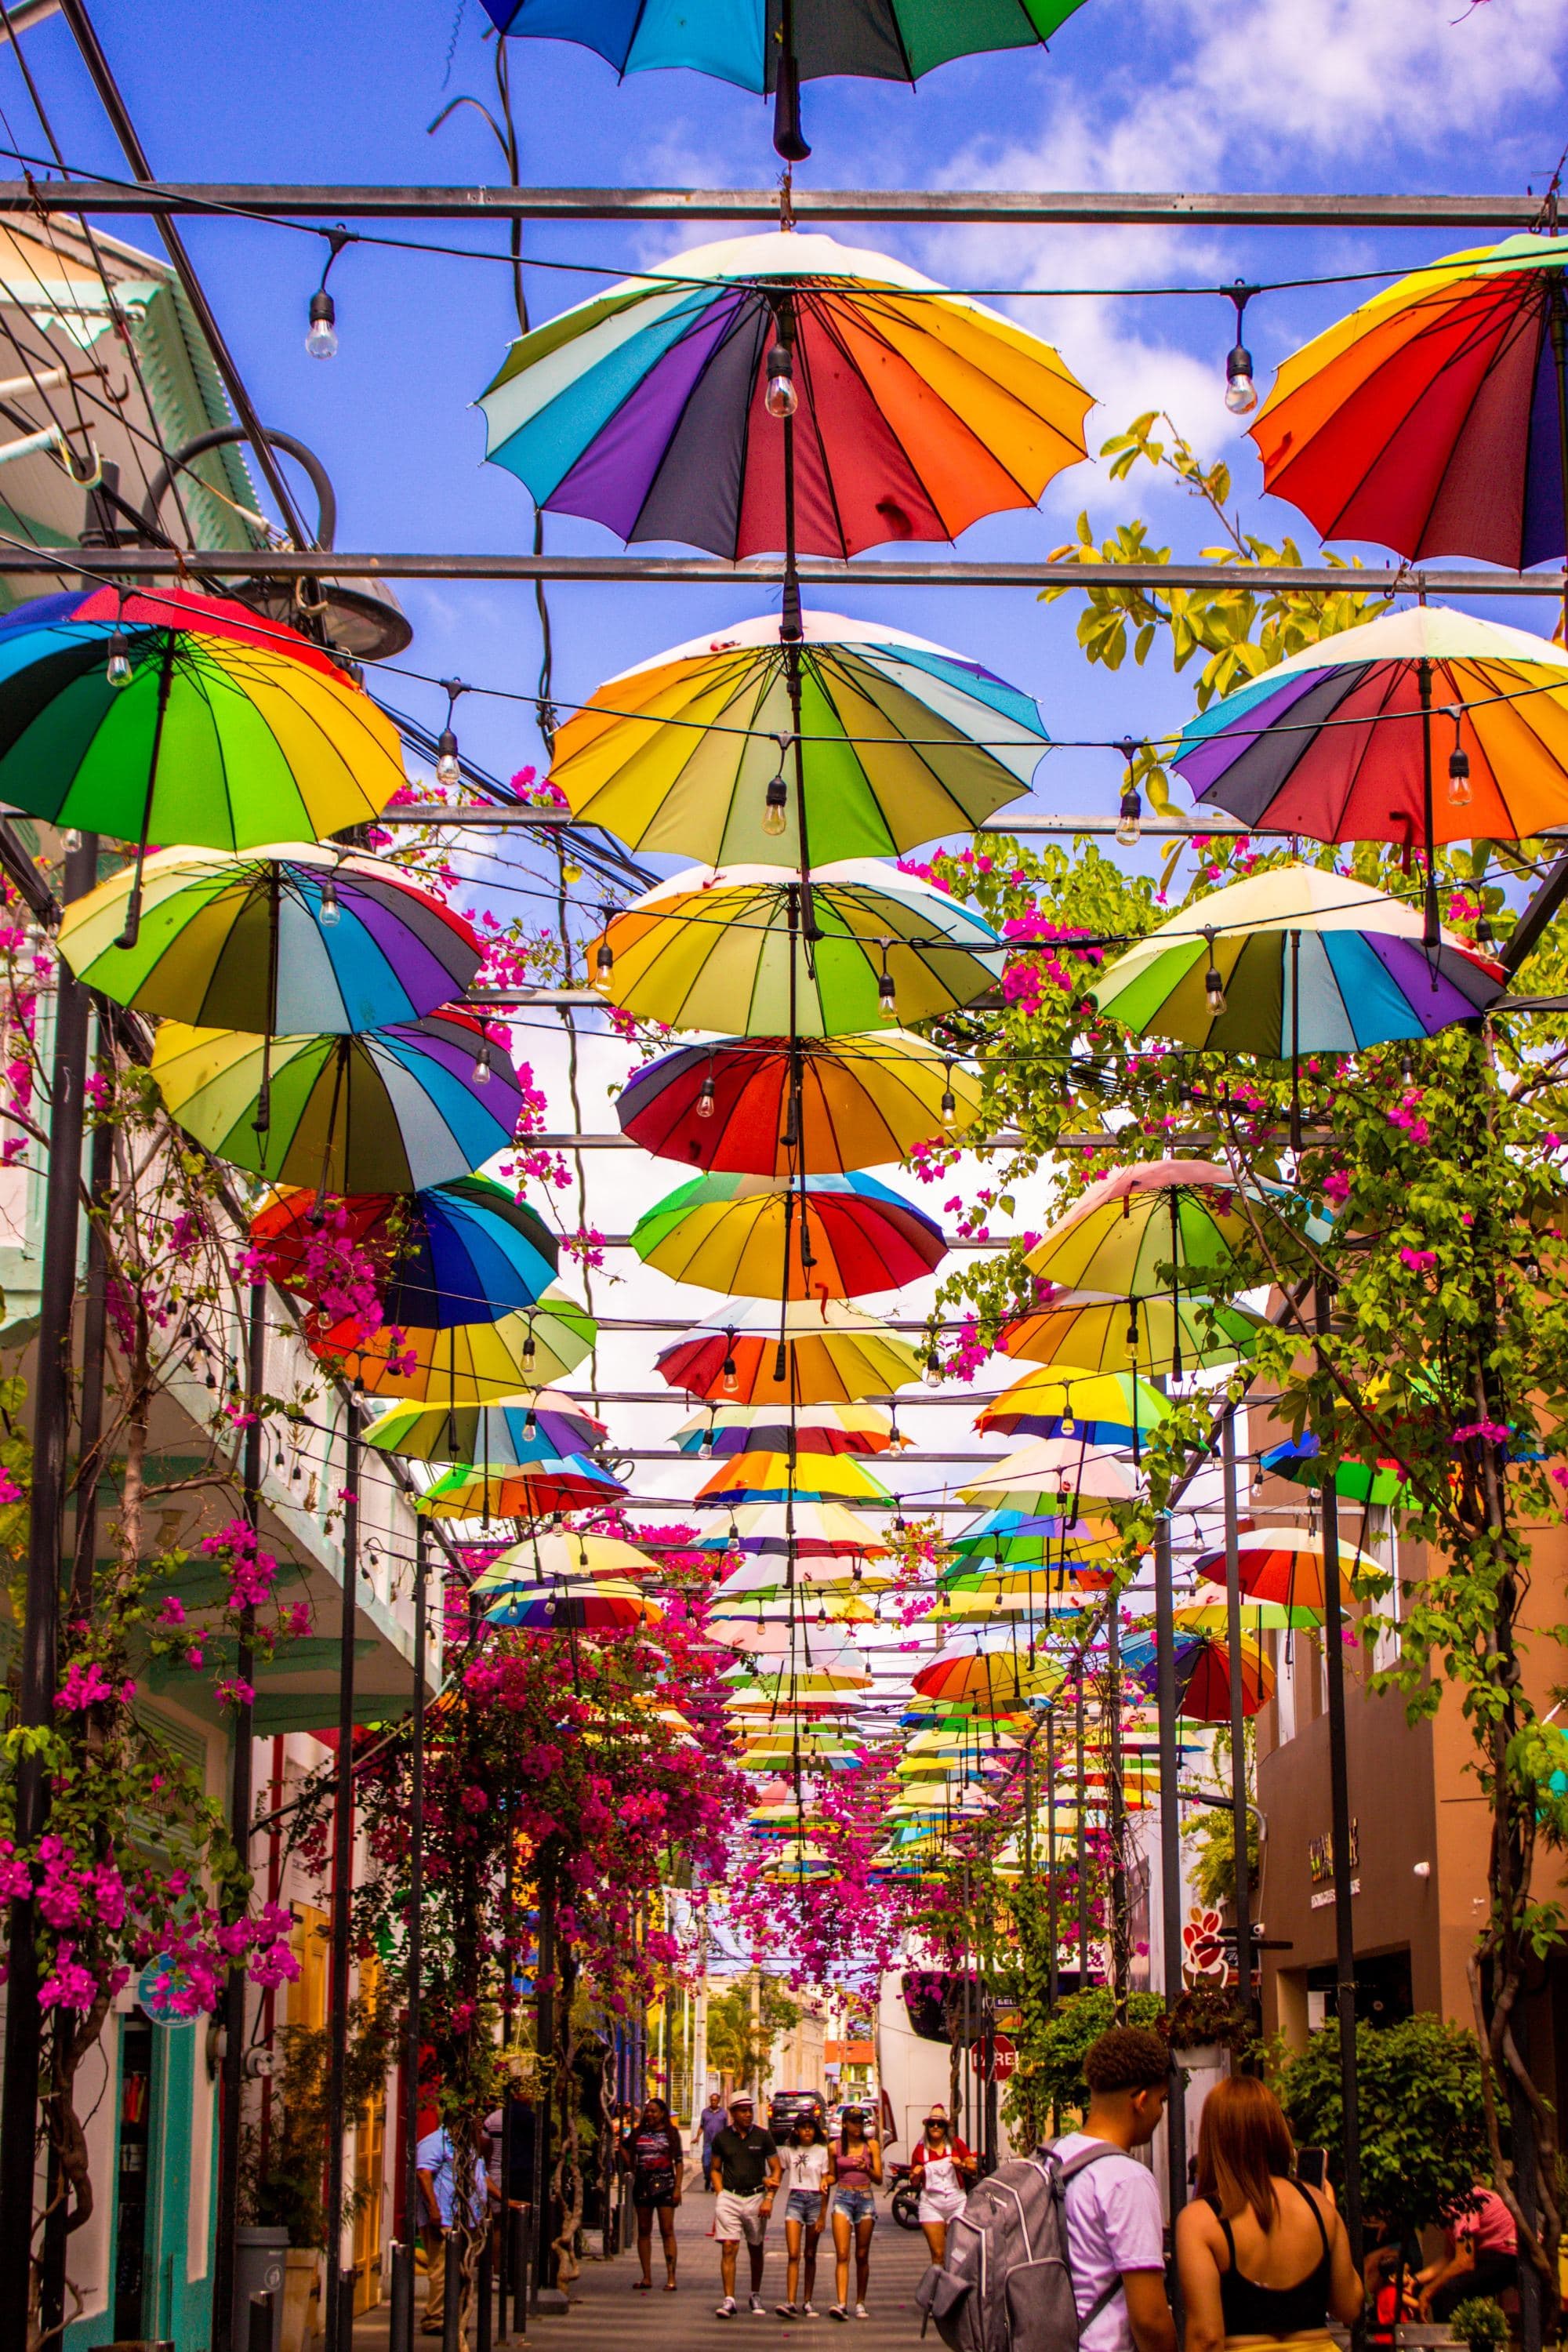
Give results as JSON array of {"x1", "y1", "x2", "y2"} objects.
[
  {"x1": 1051, "y1": 2132, "x2": 1165, "y2": 2352},
  {"x1": 781, "y1": 2143, "x2": 831, "y2": 2194}
]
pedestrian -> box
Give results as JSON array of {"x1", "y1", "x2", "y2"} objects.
[
  {"x1": 622, "y1": 2093, "x2": 685, "y2": 2293},
  {"x1": 1177, "y1": 2075, "x2": 1362, "y2": 2352},
  {"x1": 1416, "y1": 2179, "x2": 1519, "y2": 2322},
  {"x1": 414, "y1": 2115, "x2": 491, "y2": 2339},
  {"x1": 776, "y1": 2109, "x2": 832, "y2": 2320},
  {"x1": 1047, "y1": 2026, "x2": 1178, "y2": 2352},
  {"x1": 710, "y1": 2091, "x2": 781, "y2": 2319},
  {"x1": 911, "y1": 2109, "x2": 977, "y2": 2265},
  {"x1": 695, "y1": 2087, "x2": 728, "y2": 2190},
  {"x1": 827, "y1": 2104, "x2": 883, "y2": 2322}
]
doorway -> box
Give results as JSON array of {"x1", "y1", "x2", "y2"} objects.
[{"x1": 112, "y1": 2013, "x2": 155, "y2": 2340}]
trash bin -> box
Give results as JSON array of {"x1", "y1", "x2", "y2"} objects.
[{"x1": 235, "y1": 2228, "x2": 289, "y2": 2352}]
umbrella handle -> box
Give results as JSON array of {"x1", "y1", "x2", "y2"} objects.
[{"x1": 771, "y1": 0, "x2": 810, "y2": 163}]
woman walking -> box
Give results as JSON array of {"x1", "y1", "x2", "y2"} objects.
[
  {"x1": 775, "y1": 2110, "x2": 832, "y2": 2319},
  {"x1": 828, "y1": 2106, "x2": 883, "y2": 2322},
  {"x1": 622, "y1": 2094, "x2": 684, "y2": 2292},
  {"x1": 1175, "y1": 2078, "x2": 1362, "y2": 2352},
  {"x1": 911, "y1": 2109, "x2": 976, "y2": 2265}
]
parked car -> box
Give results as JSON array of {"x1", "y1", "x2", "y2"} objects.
[{"x1": 768, "y1": 2089, "x2": 828, "y2": 2143}]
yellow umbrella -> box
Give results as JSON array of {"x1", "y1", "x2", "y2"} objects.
[
  {"x1": 655, "y1": 1296, "x2": 922, "y2": 1405},
  {"x1": 474, "y1": 1534, "x2": 659, "y2": 1588},
  {"x1": 1025, "y1": 1162, "x2": 1255, "y2": 1298},
  {"x1": 1002, "y1": 1291, "x2": 1264, "y2": 1377},
  {"x1": 633, "y1": 1169, "x2": 945, "y2": 1300},
  {"x1": 327, "y1": 1294, "x2": 596, "y2": 1402}
]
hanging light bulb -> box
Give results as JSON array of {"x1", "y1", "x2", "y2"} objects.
[
  {"x1": 877, "y1": 942, "x2": 898, "y2": 1025},
  {"x1": 105, "y1": 627, "x2": 132, "y2": 689},
  {"x1": 521, "y1": 1330, "x2": 536, "y2": 1374},
  {"x1": 720, "y1": 1353, "x2": 740, "y2": 1399},
  {"x1": 1446, "y1": 705, "x2": 1472, "y2": 807},
  {"x1": 318, "y1": 877, "x2": 341, "y2": 928},
  {"x1": 924, "y1": 1352, "x2": 943, "y2": 1390},
  {"x1": 1223, "y1": 278, "x2": 1258, "y2": 415},
  {"x1": 764, "y1": 338, "x2": 798, "y2": 419},
  {"x1": 940, "y1": 1065, "x2": 958, "y2": 1127},
  {"x1": 593, "y1": 940, "x2": 615, "y2": 995},
  {"x1": 697, "y1": 1072, "x2": 717, "y2": 1120},
  {"x1": 523, "y1": 1406, "x2": 538, "y2": 1438},
  {"x1": 474, "y1": 1038, "x2": 493, "y2": 1087},
  {"x1": 763, "y1": 738, "x2": 791, "y2": 838},
  {"x1": 305, "y1": 287, "x2": 338, "y2": 361},
  {"x1": 1203, "y1": 927, "x2": 1226, "y2": 1016},
  {"x1": 435, "y1": 726, "x2": 460, "y2": 786},
  {"x1": 1400, "y1": 1049, "x2": 1415, "y2": 1084}
]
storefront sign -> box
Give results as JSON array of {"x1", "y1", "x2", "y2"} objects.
[{"x1": 1308, "y1": 1820, "x2": 1359, "y2": 1884}]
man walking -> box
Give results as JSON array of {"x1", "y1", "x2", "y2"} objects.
[
  {"x1": 710, "y1": 2092, "x2": 782, "y2": 2318},
  {"x1": 1048, "y1": 2027, "x2": 1178, "y2": 2352},
  {"x1": 695, "y1": 2088, "x2": 728, "y2": 2190},
  {"x1": 415, "y1": 2116, "x2": 491, "y2": 2339}
]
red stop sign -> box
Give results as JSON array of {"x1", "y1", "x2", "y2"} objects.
[{"x1": 970, "y1": 2034, "x2": 1016, "y2": 2082}]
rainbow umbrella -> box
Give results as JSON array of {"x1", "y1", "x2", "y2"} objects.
[
  {"x1": 365, "y1": 1390, "x2": 605, "y2": 1467},
  {"x1": 1259, "y1": 1432, "x2": 1415, "y2": 1508},
  {"x1": 481, "y1": 1, "x2": 1088, "y2": 164},
  {"x1": 958, "y1": 1439, "x2": 1142, "y2": 1512},
  {"x1": 1092, "y1": 862, "x2": 1505, "y2": 1052},
  {"x1": 1179, "y1": 1598, "x2": 1314, "y2": 1635},
  {"x1": 482, "y1": 1574, "x2": 655, "y2": 1632},
  {"x1": 474, "y1": 1531, "x2": 658, "y2": 1590},
  {"x1": 58, "y1": 842, "x2": 479, "y2": 1033},
  {"x1": 1189, "y1": 1526, "x2": 1381, "y2": 1615},
  {"x1": 322, "y1": 1293, "x2": 596, "y2": 1401},
  {"x1": 1002, "y1": 1291, "x2": 1263, "y2": 1378},
  {"x1": 695, "y1": 1449, "x2": 894, "y2": 1508},
  {"x1": 1250, "y1": 234, "x2": 1568, "y2": 569},
  {"x1": 949, "y1": 1508, "x2": 1119, "y2": 1573},
  {"x1": 700, "y1": 1500, "x2": 890, "y2": 1559},
  {"x1": 977, "y1": 1367, "x2": 1170, "y2": 1447},
  {"x1": 0, "y1": 586, "x2": 405, "y2": 940},
  {"x1": 151, "y1": 1011, "x2": 521, "y2": 1192},
  {"x1": 416, "y1": 1453, "x2": 626, "y2": 1520},
  {"x1": 676, "y1": 1402, "x2": 899, "y2": 1456},
  {"x1": 633, "y1": 1168, "x2": 945, "y2": 1298},
  {"x1": 549, "y1": 610, "x2": 1045, "y2": 867},
  {"x1": 593, "y1": 860, "x2": 1004, "y2": 1036},
  {"x1": 1025, "y1": 1161, "x2": 1257, "y2": 1299},
  {"x1": 1123, "y1": 1629, "x2": 1274, "y2": 1724},
  {"x1": 913, "y1": 1652, "x2": 1057, "y2": 1707},
  {"x1": 655, "y1": 1296, "x2": 920, "y2": 1404},
  {"x1": 478, "y1": 230, "x2": 1091, "y2": 562},
  {"x1": 251, "y1": 1178, "x2": 560, "y2": 1330},
  {"x1": 618, "y1": 1030, "x2": 980, "y2": 1175}
]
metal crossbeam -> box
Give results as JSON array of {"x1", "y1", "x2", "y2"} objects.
[{"x1": 0, "y1": 180, "x2": 1546, "y2": 229}]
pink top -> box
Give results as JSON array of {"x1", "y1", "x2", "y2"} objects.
[{"x1": 1454, "y1": 2188, "x2": 1516, "y2": 2260}]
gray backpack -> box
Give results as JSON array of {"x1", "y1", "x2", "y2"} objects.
[{"x1": 915, "y1": 2140, "x2": 1126, "y2": 2352}]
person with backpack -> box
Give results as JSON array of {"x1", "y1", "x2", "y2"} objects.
[
  {"x1": 917, "y1": 2022, "x2": 1178, "y2": 2352},
  {"x1": 1176, "y1": 2078, "x2": 1361, "y2": 2352}
]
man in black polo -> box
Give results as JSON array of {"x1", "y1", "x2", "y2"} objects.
[{"x1": 710, "y1": 2093, "x2": 782, "y2": 2318}]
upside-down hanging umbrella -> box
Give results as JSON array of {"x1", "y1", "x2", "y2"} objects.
[
  {"x1": 251, "y1": 1178, "x2": 560, "y2": 1332},
  {"x1": 1172, "y1": 608, "x2": 1568, "y2": 942},
  {"x1": 416, "y1": 1453, "x2": 626, "y2": 1521},
  {"x1": 1249, "y1": 234, "x2": 1568, "y2": 572},
  {"x1": 978, "y1": 1366, "x2": 1171, "y2": 1446},
  {"x1": 365, "y1": 1390, "x2": 606, "y2": 1468},
  {"x1": 1190, "y1": 1526, "x2": 1381, "y2": 1614},
  {"x1": 58, "y1": 842, "x2": 480, "y2": 1033},
  {"x1": 958, "y1": 1439, "x2": 1142, "y2": 1512},
  {"x1": 474, "y1": 1532, "x2": 657, "y2": 1588},
  {"x1": 549, "y1": 610, "x2": 1047, "y2": 867},
  {"x1": 1025, "y1": 1162, "x2": 1258, "y2": 1299},
  {"x1": 935, "y1": 1579, "x2": 1091, "y2": 1624},
  {"x1": 913, "y1": 1651, "x2": 1057, "y2": 1707},
  {"x1": 619, "y1": 1031, "x2": 980, "y2": 1175},
  {"x1": 761, "y1": 1846, "x2": 840, "y2": 1886},
  {"x1": 323, "y1": 1293, "x2": 597, "y2": 1402},
  {"x1": 479, "y1": 230, "x2": 1092, "y2": 561},
  {"x1": 593, "y1": 860, "x2": 1005, "y2": 1036},
  {"x1": 1092, "y1": 862, "x2": 1507, "y2": 1054},
  {"x1": 695, "y1": 1450, "x2": 894, "y2": 1508},
  {"x1": 633, "y1": 1168, "x2": 946, "y2": 1298},
  {"x1": 151, "y1": 1011, "x2": 522, "y2": 1192},
  {"x1": 699, "y1": 1500, "x2": 891, "y2": 1559},
  {"x1": 481, "y1": 0, "x2": 1089, "y2": 162},
  {"x1": 1123, "y1": 1628, "x2": 1274, "y2": 1724},
  {"x1": 948, "y1": 1508, "x2": 1120, "y2": 1572},
  {"x1": 1259, "y1": 1432, "x2": 1415, "y2": 1508},
  {"x1": 655, "y1": 1296, "x2": 921, "y2": 1403},
  {"x1": 676, "y1": 1401, "x2": 900, "y2": 1456},
  {"x1": 0, "y1": 586, "x2": 406, "y2": 942},
  {"x1": 482, "y1": 1574, "x2": 655, "y2": 1632},
  {"x1": 1002, "y1": 1291, "x2": 1264, "y2": 1379},
  {"x1": 1178, "y1": 1597, "x2": 1313, "y2": 1635}
]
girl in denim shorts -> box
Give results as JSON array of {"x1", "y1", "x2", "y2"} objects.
[{"x1": 775, "y1": 2112, "x2": 831, "y2": 2318}]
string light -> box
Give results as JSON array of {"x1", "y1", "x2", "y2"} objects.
[
  {"x1": 305, "y1": 227, "x2": 351, "y2": 360},
  {"x1": 593, "y1": 939, "x2": 615, "y2": 994},
  {"x1": 940, "y1": 1064, "x2": 958, "y2": 1126},
  {"x1": 1203, "y1": 927, "x2": 1226, "y2": 1016},
  {"x1": 318, "y1": 877, "x2": 341, "y2": 927},
  {"x1": 474, "y1": 1037, "x2": 493, "y2": 1086},
  {"x1": 1223, "y1": 279, "x2": 1258, "y2": 415},
  {"x1": 764, "y1": 334, "x2": 798, "y2": 420},
  {"x1": 924, "y1": 1351, "x2": 943, "y2": 1389},
  {"x1": 105, "y1": 626, "x2": 132, "y2": 689},
  {"x1": 763, "y1": 735, "x2": 791, "y2": 837},
  {"x1": 1115, "y1": 737, "x2": 1142, "y2": 846},
  {"x1": 697, "y1": 1072, "x2": 717, "y2": 1120},
  {"x1": 877, "y1": 941, "x2": 898, "y2": 1025},
  {"x1": 435, "y1": 677, "x2": 467, "y2": 786},
  {"x1": 1446, "y1": 705, "x2": 1472, "y2": 807}
]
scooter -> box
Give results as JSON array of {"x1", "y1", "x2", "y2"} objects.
[{"x1": 887, "y1": 2161, "x2": 921, "y2": 2232}]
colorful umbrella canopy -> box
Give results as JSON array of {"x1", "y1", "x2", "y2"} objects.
[
  {"x1": 617, "y1": 1030, "x2": 980, "y2": 1176},
  {"x1": 1179, "y1": 1597, "x2": 1315, "y2": 1635},
  {"x1": 0, "y1": 586, "x2": 405, "y2": 858},
  {"x1": 548, "y1": 610, "x2": 1045, "y2": 867},
  {"x1": 1259, "y1": 1432, "x2": 1414, "y2": 1508},
  {"x1": 1091, "y1": 862, "x2": 1506, "y2": 1053},
  {"x1": 1250, "y1": 234, "x2": 1568, "y2": 568},
  {"x1": 482, "y1": 1574, "x2": 655, "y2": 1632},
  {"x1": 251, "y1": 1178, "x2": 560, "y2": 1331},
  {"x1": 57, "y1": 842, "x2": 480, "y2": 1033},
  {"x1": 695, "y1": 1450, "x2": 894, "y2": 1508},
  {"x1": 365, "y1": 1390, "x2": 606, "y2": 1467},
  {"x1": 1002, "y1": 1291, "x2": 1264, "y2": 1378},
  {"x1": 912, "y1": 1652, "x2": 1057, "y2": 1706},
  {"x1": 593, "y1": 859, "x2": 1004, "y2": 1036},
  {"x1": 322, "y1": 1293, "x2": 596, "y2": 1401},
  {"x1": 977, "y1": 1367, "x2": 1170, "y2": 1446},
  {"x1": 478, "y1": 230, "x2": 1092, "y2": 561},
  {"x1": 958, "y1": 1438, "x2": 1142, "y2": 1512},
  {"x1": 633, "y1": 1168, "x2": 945, "y2": 1299},
  {"x1": 676, "y1": 1402, "x2": 898, "y2": 1456},
  {"x1": 1173, "y1": 607, "x2": 1568, "y2": 848},
  {"x1": 1025, "y1": 1161, "x2": 1256, "y2": 1299},
  {"x1": 416, "y1": 1454, "x2": 626, "y2": 1520},
  {"x1": 655, "y1": 1296, "x2": 921, "y2": 1404},
  {"x1": 949, "y1": 1508, "x2": 1120, "y2": 1571},
  {"x1": 1191, "y1": 1526, "x2": 1380, "y2": 1611},
  {"x1": 474, "y1": 1533, "x2": 657, "y2": 1588},
  {"x1": 1124, "y1": 1630, "x2": 1274, "y2": 1724},
  {"x1": 151, "y1": 1011, "x2": 521, "y2": 1192},
  {"x1": 699, "y1": 1501, "x2": 891, "y2": 1559}
]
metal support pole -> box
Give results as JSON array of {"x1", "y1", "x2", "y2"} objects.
[
  {"x1": 1319, "y1": 1395, "x2": 1363, "y2": 2270},
  {"x1": 1046, "y1": 1707, "x2": 1059, "y2": 2014},
  {"x1": 1107, "y1": 1604, "x2": 1129, "y2": 2020},
  {"x1": 322, "y1": 1408, "x2": 360, "y2": 2352},
  {"x1": 1153, "y1": 1516, "x2": 1188, "y2": 2225},
  {"x1": 213, "y1": 1278, "x2": 267, "y2": 2352},
  {"x1": 1221, "y1": 1416, "x2": 1255, "y2": 2021},
  {"x1": 396, "y1": 1520, "x2": 429, "y2": 2352},
  {"x1": 533, "y1": 1860, "x2": 555, "y2": 2297},
  {"x1": 0, "y1": 832, "x2": 95, "y2": 2352},
  {"x1": 1075, "y1": 1682, "x2": 1090, "y2": 1987}
]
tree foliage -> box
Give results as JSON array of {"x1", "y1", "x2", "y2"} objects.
[{"x1": 1273, "y1": 2015, "x2": 1489, "y2": 2236}]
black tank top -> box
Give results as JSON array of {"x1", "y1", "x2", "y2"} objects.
[{"x1": 1209, "y1": 2181, "x2": 1332, "y2": 2338}]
